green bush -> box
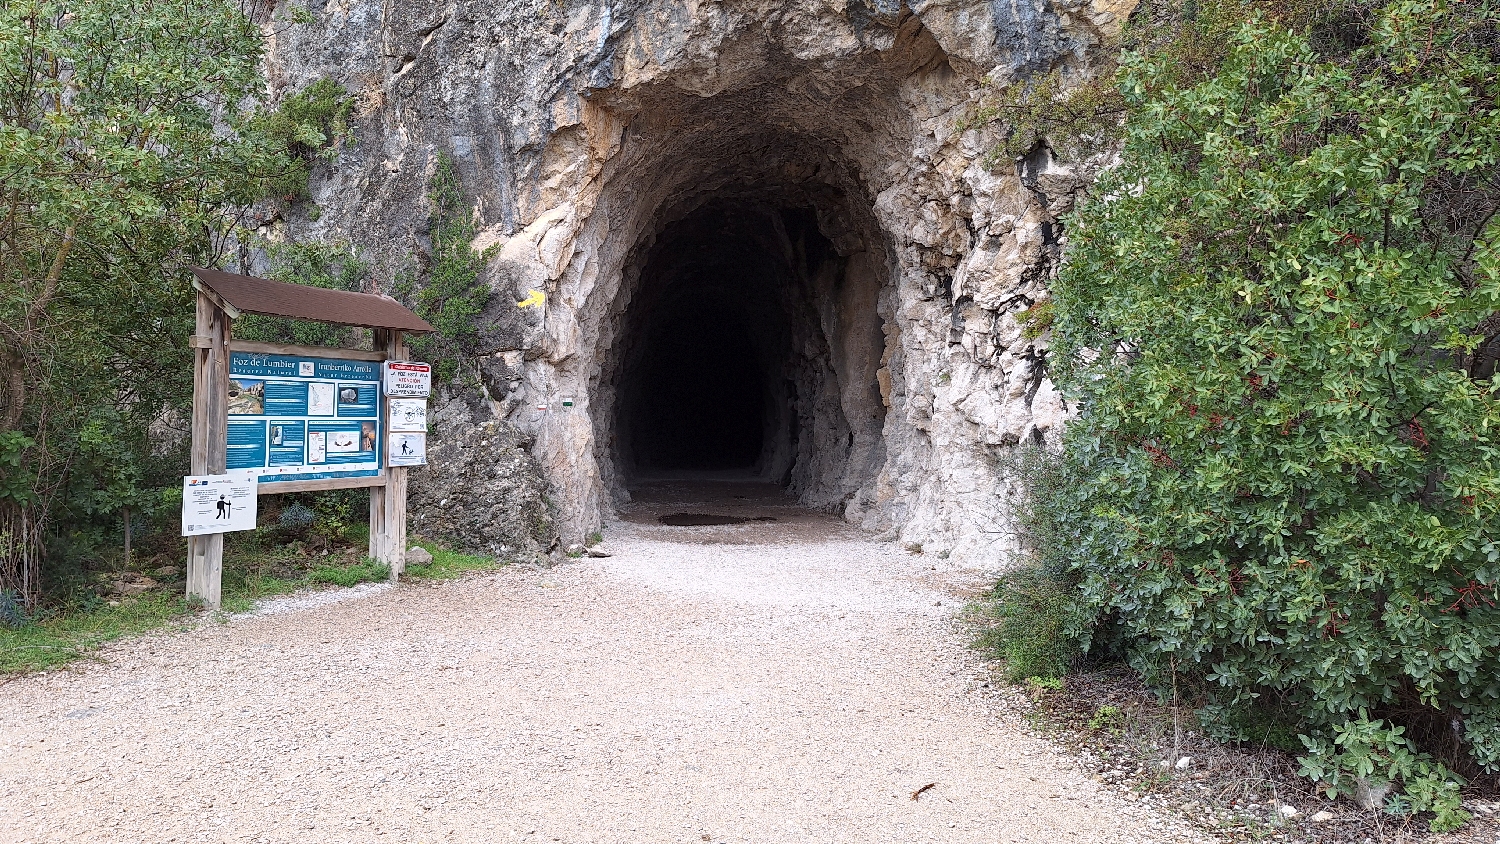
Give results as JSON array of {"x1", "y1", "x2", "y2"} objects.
[
  {"x1": 1044, "y1": 0, "x2": 1499, "y2": 830},
  {"x1": 249, "y1": 78, "x2": 354, "y2": 201},
  {"x1": 308, "y1": 488, "x2": 363, "y2": 542},
  {"x1": 236, "y1": 240, "x2": 369, "y2": 347},
  {"x1": 1014, "y1": 300, "x2": 1055, "y2": 340},
  {"x1": 400, "y1": 153, "x2": 493, "y2": 384},
  {"x1": 974, "y1": 445, "x2": 1107, "y2": 681},
  {"x1": 0, "y1": 0, "x2": 286, "y2": 606}
]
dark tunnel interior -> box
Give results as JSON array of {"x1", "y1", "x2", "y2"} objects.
[
  {"x1": 614, "y1": 200, "x2": 829, "y2": 480},
  {"x1": 626, "y1": 304, "x2": 767, "y2": 471}
]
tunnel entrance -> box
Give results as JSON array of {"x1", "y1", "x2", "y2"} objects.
[
  {"x1": 614, "y1": 201, "x2": 810, "y2": 480},
  {"x1": 601, "y1": 168, "x2": 892, "y2": 510}
]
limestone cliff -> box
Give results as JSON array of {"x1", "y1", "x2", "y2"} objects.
[{"x1": 259, "y1": 0, "x2": 1133, "y2": 563}]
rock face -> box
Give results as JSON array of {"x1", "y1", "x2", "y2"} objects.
[
  {"x1": 406, "y1": 397, "x2": 558, "y2": 560},
  {"x1": 262, "y1": 0, "x2": 1132, "y2": 562}
]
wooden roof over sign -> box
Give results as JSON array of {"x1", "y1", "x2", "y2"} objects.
[{"x1": 190, "y1": 267, "x2": 435, "y2": 333}]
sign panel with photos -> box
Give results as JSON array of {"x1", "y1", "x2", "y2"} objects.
[{"x1": 226, "y1": 352, "x2": 382, "y2": 483}]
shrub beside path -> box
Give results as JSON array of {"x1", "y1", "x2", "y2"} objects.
[{"x1": 0, "y1": 503, "x2": 1206, "y2": 843}]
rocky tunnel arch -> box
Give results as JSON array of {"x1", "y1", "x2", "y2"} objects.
[
  {"x1": 531, "y1": 19, "x2": 965, "y2": 525},
  {"x1": 451, "y1": 5, "x2": 1074, "y2": 554},
  {"x1": 596, "y1": 142, "x2": 893, "y2": 506},
  {"x1": 274, "y1": 0, "x2": 1130, "y2": 560}
]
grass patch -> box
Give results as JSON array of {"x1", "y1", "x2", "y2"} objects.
[
  {"x1": 309, "y1": 559, "x2": 390, "y2": 588},
  {"x1": 217, "y1": 573, "x2": 302, "y2": 615},
  {"x1": 966, "y1": 562, "x2": 1089, "y2": 682},
  {"x1": 214, "y1": 527, "x2": 388, "y2": 613},
  {"x1": 216, "y1": 557, "x2": 388, "y2": 614},
  {"x1": 1, "y1": 533, "x2": 497, "y2": 675},
  {"x1": 403, "y1": 541, "x2": 500, "y2": 580},
  {"x1": 0, "y1": 592, "x2": 191, "y2": 674},
  {"x1": 2, "y1": 532, "x2": 392, "y2": 673}
]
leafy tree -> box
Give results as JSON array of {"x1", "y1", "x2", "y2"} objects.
[
  {"x1": 964, "y1": 0, "x2": 1326, "y2": 165},
  {"x1": 0, "y1": 0, "x2": 302, "y2": 604},
  {"x1": 1043, "y1": 0, "x2": 1499, "y2": 828}
]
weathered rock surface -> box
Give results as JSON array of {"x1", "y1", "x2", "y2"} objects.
[
  {"x1": 405, "y1": 396, "x2": 558, "y2": 560},
  {"x1": 260, "y1": 0, "x2": 1133, "y2": 563}
]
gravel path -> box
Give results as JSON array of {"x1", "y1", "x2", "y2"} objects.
[{"x1": 0, "y1": 482, "x2": 1208, "y2": 844}]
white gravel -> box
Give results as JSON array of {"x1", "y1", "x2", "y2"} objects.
[
  {"x1": 235, "y1": 581, "x2": 395, "y2": 619},
  {"x1": 0, "y1": 484, "x2": 1211, "y2": 844}
]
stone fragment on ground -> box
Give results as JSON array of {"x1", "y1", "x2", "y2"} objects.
[{"x1": 106, "y1": 572, "x2": 157, "y2": 596}]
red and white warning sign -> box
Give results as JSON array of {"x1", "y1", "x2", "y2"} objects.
[{"x1": 382, "y1": 360, "x2": 432, "y2": 397}]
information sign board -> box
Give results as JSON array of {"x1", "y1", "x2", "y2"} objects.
[
  {"x1": 388, "y1": 398, "x2": 428, "y2": 432},
  {"x1": 182, "y1": 472, "x2": 257, "y2": 536},
  {"x1": 226, "y1": 352, "x2": 382, "y2": 483},
  {"x1": 383, "y1": 361, "x2": 432, "y2": 397},
  {"x1": 387, "y1": 432, "x2": 427, "y2": 466}
]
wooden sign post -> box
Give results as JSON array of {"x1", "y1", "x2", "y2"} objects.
[
  {"x1": 184, "y1": 268, "x2": 434, "y2": 609},
  {"x1": 368, "y1": 328, "x2": 409, "y2": 575},
  {"x1": 187, "y1": 288, "x2": 232, "y2": 608}
]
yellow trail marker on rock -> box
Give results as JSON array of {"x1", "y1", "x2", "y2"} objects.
[{"x1": 516, "y1": 289, "x2": 546, "y2": 309}]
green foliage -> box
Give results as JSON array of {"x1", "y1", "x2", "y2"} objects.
[
  {"x1": 972, "y1": 563, "x2": 1090, "y2": 682},
  {"x1": 1204, "y1": 698, "x2": 1308, "y2": 752},
  {"x1": 403, "y1": 153, "x2": 493, "y2": 384},
  {"x1": 308, "y1": 559, "x2": 389, "y2": 587},
  {"x1": 972, "y1": 446, "x2": 1116, "y2": 683},
  {"x1": 0, "y1": 588, "x2": 26, "y2": 628},
  {"x1": 0, "y1": 592, "x2": 188, "y2": 673},
  {"x1": 1298, "y1": 716, "x2": 1469, "y2": 830},
  {"x1": 1088, "y1": 704, "x2": 1124, "y2": 733},
  {"x1": 0, "y1": 0, "x2": 298, "y2": 604},
  {"x1": 216, "y1": 523, "x2": 377, "y2": 613},
  {"x1": 965, "y1": 67, "x2": 1127, "y2": 164},
  {"x1": 1026, "y1": 675, "x2": 1064, "y2": 692},
  {"x1": 0, "y1": 537, "x2": 503, "y2": 674},
  {"x1": 0, "y1": 432, "x2": 36, "y2": 505},
  {"x1": 1043, "y1": 0, "x2": 1500, "y2": 827},
  {"x1": 277, "y1": 502, "x2": 317, "y2": 533},
  {"x1": 307, "y1": 488, "x2": 363, "y2": 542},
  {"x1": 964, "y1": 0, "x2": 1381, "y2": 167},
  {"x1": 402, "y1": 542, "x2": 501, "y2": 580},
  {"x1": 1015, "y1": 300, "x2": 1056, "y2": 340},
  {"x1": 62, "y1": 409, "x2": 159, "y2": 521},
  {"x1": 257, "y1": 490, "x2": 368, "y2": 544},
  {"x1": 248, "y1": 78, "x2": 355, "y2": 202},
  {"x1": 237, "y1": 240, "x2": 369, "y2": 347},
  {"x1": 971, "y1": 446, "x2": 1105, "y2": 681}
]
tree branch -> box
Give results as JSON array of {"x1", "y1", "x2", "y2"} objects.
[{"x1": 24, "y1": 223, "x2": 75, "y2": 335}]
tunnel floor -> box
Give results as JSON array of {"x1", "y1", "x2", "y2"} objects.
[{"x1": 616, "y1": 479, "x2": 839, "y2": 543}]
